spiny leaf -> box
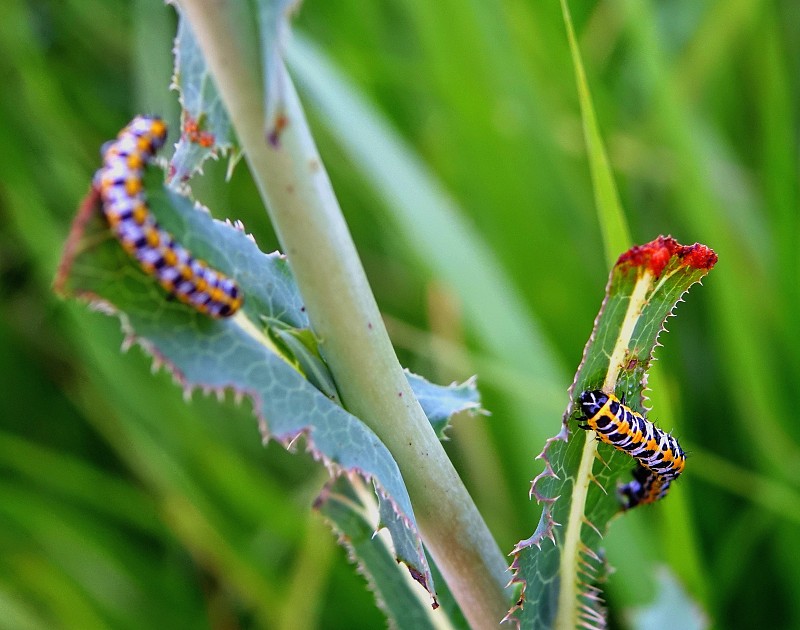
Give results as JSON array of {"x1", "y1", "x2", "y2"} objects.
[
  {"x1": 171, "y1": 0, "x2": 298, "y2": 158},
  {"x1": 313, "y1": 374, "x2": 481, "y2": 626},
  {"x1": 506, "y1": 237, "x2": 717, "y2": 629},
  {"x1": 170, "y1": 16, "x2": 239, "y2": 183},
  {"x1": 55, "y1": 162, "x2": 481, "y2": 610}
]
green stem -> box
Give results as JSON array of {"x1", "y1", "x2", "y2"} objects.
[{"x1": 177, "y1": 1, "x2": 511, "y2": 626}]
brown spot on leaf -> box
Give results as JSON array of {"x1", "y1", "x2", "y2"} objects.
[
  {"x1": 268, "y1": 112, "x2": 289, "y2": 147},
  {"x1": 405, "y1": 566, "x2": 438, "y2": 608}
]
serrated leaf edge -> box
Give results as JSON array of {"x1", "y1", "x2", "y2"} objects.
[
  {"x1": 639, "y1": 276, "x2": 708, "y2": 412},
  {"x1": 501, "y1": 424, "x2": 567, "y2": 627},
  {"x1": 553, "y1": 262, "x2": 680, "y2": 630},
  {"x1": 67, "y1": 288, "x2": 438, "y2": 608},
  {"x1": 315, "y1": 479, "x2": 400, "y2": 630},
  {"x1": 315, "y1": 476, "x2": 441, "y2": 629},
  {"x1": 169, "y1": 14, "x2": 237, "y2": 182},
  {"x1": 504, "y1": 237, "x2": 716, "y2": 628}
]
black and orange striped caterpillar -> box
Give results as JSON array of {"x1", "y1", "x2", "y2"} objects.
[
  {"x1": 618, "y1": 463, "x2": 671, "y2": 509},
  {"x1": 576, "y1": 390, "x2": 685, "y2": 508},
  {"x1": 96, "y1": 116, "x2": 243, "y2": 318}
]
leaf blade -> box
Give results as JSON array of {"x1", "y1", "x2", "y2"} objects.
[
  {"x1": 56, "y1": 170, "x2": 441, "y2": 606},
  {"x1": 507, "y1": 237, "x2": 717, "y2": 629},
  {"x1": 559, "y1": 0, "x2": 631, "y2": 266}
]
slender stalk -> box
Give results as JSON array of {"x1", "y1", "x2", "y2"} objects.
[
  {"x1": 177, "y1": 1, "x2": 511, "y2": 626},
  {"x1": 559, "y1": 0, "x2": 630, "y2": 267}
]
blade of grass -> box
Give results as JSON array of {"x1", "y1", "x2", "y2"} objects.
[
  {"x1": 674, "y1": 0, "x2": 762, "y2": 101},
  {"x1": 559, "y1": 0, "x2": 631, "y2": 266}
]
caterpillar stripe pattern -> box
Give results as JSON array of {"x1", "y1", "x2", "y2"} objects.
[
  {"x1": 577, "y1": 390, "x2": 685, "y2": 508},
  {"x1": 96, "y1": 116, "x2": 243, "y2": 317},
  {"x1": 618, "y1": 464, "x2": 671, "y2": 509}
]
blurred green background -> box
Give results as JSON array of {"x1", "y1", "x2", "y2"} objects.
[{"x1": 1, "y1": 0, "x2": 798, "y2": 628}]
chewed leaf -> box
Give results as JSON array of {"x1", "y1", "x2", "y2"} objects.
[
  {"x1": 506, "y1": 237, "x2": 717, "y2": 629},
  {"x1": 171, "y1": 16, "x2": 238, "y2": 182},
  {"x1": 169, "y1": 0, "x2": 299, "y2": 174},
  {"x1": 55, "y1": 165, "x2": 440, "y2": 606}
]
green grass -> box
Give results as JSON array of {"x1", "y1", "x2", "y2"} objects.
[{"x1": 1, "y1": 0, "x2": 798, "y2": 627}]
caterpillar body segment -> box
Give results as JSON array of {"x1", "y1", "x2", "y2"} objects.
[
  {"x1": 576, "y1": 389, "x2": 685, "y2": 508},
  {"x1": 96, "y1": 116, "x2": 243, "y2": 318}
]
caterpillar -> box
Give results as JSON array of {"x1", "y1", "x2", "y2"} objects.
[
  {"x1": 576, "y1": 389, "x2": 685, "y2": 506},
  {"x1": 618, "y1": 464, "x2": 671, "y2": 510},
  {"x1": 96, "y1": 115, "x2": 243, "y2": 318}
]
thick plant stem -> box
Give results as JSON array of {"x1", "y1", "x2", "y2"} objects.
[{"x1": 177, "y1": 1, "x2": 512, "y2": 626}]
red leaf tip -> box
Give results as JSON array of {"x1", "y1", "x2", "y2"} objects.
[{"x1": 616, "y1": 236, "x2": 717, "y2": 278}]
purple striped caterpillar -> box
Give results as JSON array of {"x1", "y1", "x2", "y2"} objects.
[{"x1": 96, "y1": 116, "x2": 242, "y2": 317}]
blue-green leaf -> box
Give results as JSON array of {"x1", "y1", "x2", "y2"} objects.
[
  {"x1": 56, "y1": 166, "x2": 441, "y2": 605},
  {"x1": 171, "y1": 16, "x2": 238, "y2": 182}
]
